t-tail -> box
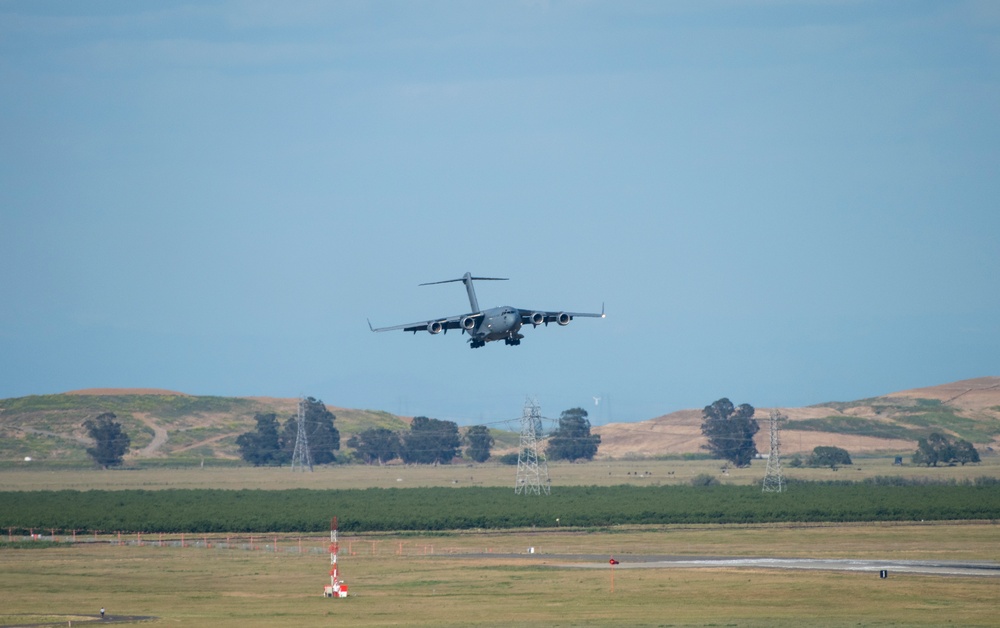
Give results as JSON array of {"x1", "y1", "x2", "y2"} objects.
[{"x1": 419, "y1": 272, "x2": 508, "y2": 314}]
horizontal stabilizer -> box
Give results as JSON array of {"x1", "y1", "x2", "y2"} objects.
[{"x1": 419, "y1": 276, "x2": 508, "y2": 286}]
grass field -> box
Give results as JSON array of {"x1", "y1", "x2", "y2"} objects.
[
  {"x1": 3, "y1": 454, "x2": 999, "y2": 491},
  {"x1": 2, "y1": 457, "x2": 998, "y2": 626},
  {"x1": 1, "y1": 523, "x2": 997, "y2": 627}
]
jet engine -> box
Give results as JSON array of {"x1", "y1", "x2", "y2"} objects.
[
  {"x1": 427, "y1": 321, "x2": 444, "y2": 334},
  {"x1": 530, "y1": 312, "x2": 545, "y2": 326},
  {"x1": 460, "y1": 315, "x2": 477, "y2": 331},
  {"x1": 556, "y1": 312, "x2": 571, "y2": 326}
]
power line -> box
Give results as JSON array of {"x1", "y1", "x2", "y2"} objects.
[
  {"x1": 291, "y1": 397, "x2": 314, "y2": 472},
  {"x1": 762, "y1": 410, "x2": 785, "y2": 493},
  {"x1": 515, "y1": 398, "x2": 550, "y2": 496}
]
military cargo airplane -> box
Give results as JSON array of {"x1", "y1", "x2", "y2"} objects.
[{"x1": 368, "y1": 272, "x2": 604, "y2": 348}]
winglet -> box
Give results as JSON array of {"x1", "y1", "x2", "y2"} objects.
[
  {"x1": 367, "y1": 318, "x2": 375, "y2": 332},
  {"x1": 601, "y1": 302, "x2": 606, "y2": 318}
]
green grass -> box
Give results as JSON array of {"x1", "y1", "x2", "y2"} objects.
[
  {"x1": 791, "y1": 416, "x2": 923, "y2": 440},
  {"x1": 0, "y1": 393, "x2": 425, "y2": 461},
  {"x1": 0, "y1": 393, "x2": 254, "y2": 418},
  {"x1": 799, "y1": 396, "x2": 1000, "y2": 444},
  {"x1": 896, "y1": 410, "x2": 1000, "y2": 442},
  {"x1": 0, "y1": 523, "x2": 997, "y2": 627},
  {"x1": 810, "y1": 396, "x2": 886, "y2": 412},
  {"x1": 3, "y1": 454, "x2": 999, "y2": 488}
]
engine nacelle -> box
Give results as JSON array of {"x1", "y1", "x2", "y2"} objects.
[
  {"x1": 556, "y1": 312, "x2": 571, "y2": 326},
  {"x1": 460, "y1": 315, "x2": 477, "y2": 331},
  {"x1": 530, "y1": 312, "x2": 545, "y2": 326},
  {"x1": 427, "y1": 321, "x2": 444, "y2": 334}
]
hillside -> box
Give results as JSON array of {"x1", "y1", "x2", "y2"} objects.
[
  {"x1": 0, "y1": 389, "x2": 408, "y2": 464},
  {"x1": 593, "y1": 377, "x2": 1000, "y2": 458},
  {"x1": 1, "y1": 377, "x2": 998, "y2": 464}
]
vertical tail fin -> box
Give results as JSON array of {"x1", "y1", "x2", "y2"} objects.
[{"x1": 420, "y1": 272, "x2": 508, "y2": 313}]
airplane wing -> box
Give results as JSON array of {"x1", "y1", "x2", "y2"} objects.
[
  {"x1": 368, "y1": 312, "x2": 483, "y2": 334},
  {"x1": 517, "y1": 304, "x2": 605, "y2": 326}
]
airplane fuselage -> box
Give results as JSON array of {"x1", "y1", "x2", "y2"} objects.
[{"x1": 473, "y1": 306, "x2": 523, "y2": 345}]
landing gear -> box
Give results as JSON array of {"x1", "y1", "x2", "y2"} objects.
[
  {"x1": 469, "y1": 339, "x2": 486, "y2": 349},
  {"x1": 504, "y1": 334, "x2": 523, "y2": 346}
]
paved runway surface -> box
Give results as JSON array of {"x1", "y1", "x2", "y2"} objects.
[{"x1": 551, "y1": 555, "x2": 1000, "y2": 577}]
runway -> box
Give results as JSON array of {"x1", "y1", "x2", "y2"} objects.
[{"x1": 553, "y1": 555, "x2": 1000, "y2": 577}]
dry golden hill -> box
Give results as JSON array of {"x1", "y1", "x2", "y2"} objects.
[
  {"x1": 1, "y1": 378, "x2": 998, "y2": 463},
  {"x1": 593, "y1": 377, "x2": 1000, "y2": 458}
]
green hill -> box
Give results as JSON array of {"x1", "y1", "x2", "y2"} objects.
[{"x1": 0, "y1": 389, "x2": 410, "y2": 465}]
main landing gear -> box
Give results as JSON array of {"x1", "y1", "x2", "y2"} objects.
[{"x1": 469, "y1": 334, "x2": 523, "y2": 348}]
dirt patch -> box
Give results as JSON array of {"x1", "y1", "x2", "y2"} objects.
[
  {"x1": 170, "y1": 433, "x2": 231, "y2": 454},
  {"x1": 130, "y1": 414, "x2": 168, "y2": 458},
  {"x1": 594, "y1": 407, "x2": 916, "y2": 458}
]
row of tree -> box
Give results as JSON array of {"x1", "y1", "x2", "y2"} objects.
[
  {"x1": 346, "y1": 416, "x2": 465, "y2": 466},
  {"x1": 77, "y1": 403, "x2": 602, "y2": 469},
  {"x1": 235, "y1": 398, "x2": 340, "y2": 466},
  {"x1": 236, "y1": 406, "x2": 499, "y2": 467},
  {"x1": 345, "y1": 407, "x2": 602, "y2": 465},
  {"x1": 77, "y1": 397, "x2": 981, "y2": 470}
]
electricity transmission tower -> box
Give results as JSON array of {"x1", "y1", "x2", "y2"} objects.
[
  {"x1": 291, "y1": 397, "x2": 314, "y2": 472},
  {"x1": 515, "y1": 398, "x2": 550, "y2": 495},
  {"x1": 762, "y1": 409, "x2": 785, "y2": 492}
]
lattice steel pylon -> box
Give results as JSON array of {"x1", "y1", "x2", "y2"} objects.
[
  {"x1": 291, "y1": 396, "x2": 314, "y2": 472},
  {"x1": 762, "y1": 409, "x2": 785, "y2": 493},
  {"x1": 515, "y1": 398, "x2": 550, "y2": 495}
]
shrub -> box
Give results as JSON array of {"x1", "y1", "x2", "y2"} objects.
[{"x1": 690, "y1": 473, "x2": 720, "y2": 487}]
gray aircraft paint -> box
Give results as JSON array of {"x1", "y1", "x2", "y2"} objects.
[{"x1": 369, "y1": 272, "x2": 604, "y2": 349}]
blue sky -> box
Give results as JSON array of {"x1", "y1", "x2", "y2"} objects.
[{"x1": 2, "y1": 1, "x2": 997, "y2": 426}]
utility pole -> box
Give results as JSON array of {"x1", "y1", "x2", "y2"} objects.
[
  {"x1": 515, "y1": 398, "x2": 550, "y2": 495},
  {"x1": 291, "y1": 397, "x2": 314, "y2": 472},
  {"x1": 762, "y1": 409, "x2": 785, "y2": 493}
]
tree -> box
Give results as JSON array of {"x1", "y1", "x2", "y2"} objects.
[
  {"x1": 83, "y1": 412, "x2": 130, "y2": 468},
  {"x1": 807, "y1": 446, "x2": 852, "y2": 469},
  {"x1": 545, "y1": 408, "x2": 601, "y2": 462},
  {"x1": 280, "y1": 398, "x2": 340, "y2": 465},
  {"x1": 236, "y1": 413, "x2": 285, "y2": 466},
  {"x1": 700, "y1": 398, "x2": 758, "y2": 467},
  {"x1": 464, "y1": 425, "x2": 494, "y2": 462},
  {"x1": 913, "y1": 432, "x2": 956, "y2": 467},
  {"x1": 913, "y1": 432, "x2": 979, "y2": 467},
  {"x1": 347, "y1": 427, "x2": 402, "y2": 465},
  {"x1": 401, "y1": 416, "x2": 461, "y2": 464},
  {"x1": 954, "y1": 439, "x2": 981, "y2": 465}
]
